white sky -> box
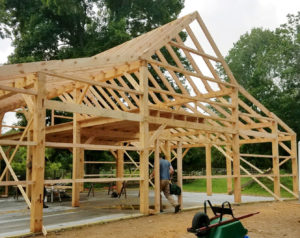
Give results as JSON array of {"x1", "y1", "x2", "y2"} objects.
[{"x1": 0, "y1": 0, "x2": 300, "y2": 129}]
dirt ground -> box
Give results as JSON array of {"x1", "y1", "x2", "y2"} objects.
[{"x1": 37, "y1": 200, "x2": 300, "y2": 238}]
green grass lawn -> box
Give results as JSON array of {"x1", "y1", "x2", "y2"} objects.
[{"x1": 183, "y1": 177, "x2": 294, "y2": 198}]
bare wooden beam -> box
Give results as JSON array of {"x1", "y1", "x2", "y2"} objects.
[
  {"x1": 139, "y1": 61, "x2": 150, "y2": 215},
  {"x1": 45, "y1": 100, "x2": 141, "y2": 122},
  {"x1": 30, "y1": 72, "x2": 47, "y2": 234},
  {"x1": 0, "y1": 84, "x2": 37, "y2": 95}
]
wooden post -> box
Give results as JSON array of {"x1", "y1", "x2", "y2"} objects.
[
  {"x1": 79, "y1": 149, "x2": 84, "y2": 192},
  {"x1": 26, "y1": 129, "x2": 33, "y2": 199},
  {"x1": 272, "y1": 121, "x2": 280, "y2": 198},
  {"x1": 139, "y1": 61, "x2": 149, "y2": 214},
  {"x1": 177, "y1": 142, "x2": 183, "y2": 208},
  {"x1": 154, "y1": 139, "x2": 160, "y2": 213},
  {"x1": 232, "y1": 88, "x2": 241, "y2": 203},
  {"x1": 4, "y1": 170, "x2": 9, "y2": 196},
  {"x1": 226, "y1": 145, "x2": 232, "y2": 194},
  {"x1": 30, "y1": 72, "x2": 46, "y2": 232},
  {"x1": 72, "y1": 87, "x2": 81, "y2": 207},
  {"x1": 116, "y1": 147, "x2": 124, "y2": 194},
  {"x1": 165, "y1": 141, "x2": 171, "y2": 161},
  {"x1": 205, "y1": 142, "x2": 212, "y2": 196},
  {"x1": 290, "y1": 134, "x2": 298, "y2": 196}
]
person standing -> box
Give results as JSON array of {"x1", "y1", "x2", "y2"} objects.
[{"x1": 152, "y1": 154, "x2": 180, "y2": 213}]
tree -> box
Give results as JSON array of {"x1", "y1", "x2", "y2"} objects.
[
  {"x1": 0, "y1": 0, "x2": 185, "y2": 63},
  {"x1": 0, "y1": 0, "x2": 185, "y2": 178},
  {"x1": 221, "y1": 12, "x2": 300, "y2": 142}
]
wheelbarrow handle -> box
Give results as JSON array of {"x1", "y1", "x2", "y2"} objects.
[{"x1": 197, "y1": 212, "x2": 260, "y2": 232}]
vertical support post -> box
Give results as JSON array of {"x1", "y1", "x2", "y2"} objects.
[
  {"x1": 139, "y1": 60, "x2": 149, "y2": 214},
  {"x1": 272, "y1": 121, "x2": 280, "y2": 199},
  {"x1": 205, "y1": 142, "x2": 212, "y2": 196},
  {"x1": 291, "y1": 135, "x2": 298, "y2": 197},
  {"x1": 116, "y1": 147, "x2": 124, "y2": 194},
  {"x1": 79, "y1": 149, "x2": 84, "y2": 192},
  {"x1": 232, "y1": 88, "x2": 241, "y2": 203},
  {"x1": 226, "y1": 145, "x2": 233, "y2": 194},
  {"x1": 30, "y1": 72, "x2": 46, "y2": 232},
  {"x1": 177, "y1": 142, "x2": 183, "y2": 208},
  {"x1": 154, "y1": 139, "x2": 160, "y2": 213},
  {"x1": 72, "y1": 87, "x2": 81, "y2": 207},
  {"x1": 26, "y1": 129, "x2": 33, "y2": 199},
  {"x1": 165, "y1": 141, "x2": 171, "y2": 161},
  {"x1": 4, "y1": 171, "x2": 9, "y2": 196},
  {"x1": 51, "y1": 109, "x2": 54, "y2": 126}
]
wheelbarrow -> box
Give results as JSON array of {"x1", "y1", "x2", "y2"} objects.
[{"x1": 187, "y1": 200, "x2": 259, "y2": 238}]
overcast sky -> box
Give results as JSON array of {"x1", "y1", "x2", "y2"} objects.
[{"x1": 0, "y1": 0, "x2": 300, "y2": 127}]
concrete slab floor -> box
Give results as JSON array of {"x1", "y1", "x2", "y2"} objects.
[{"x1": 0, "y1": 190, "x2": 274, "y2": 237}]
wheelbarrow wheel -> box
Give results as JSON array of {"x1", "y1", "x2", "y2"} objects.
[{"x1": 192, "y1": 212, "x2": 210, "y2": 236}]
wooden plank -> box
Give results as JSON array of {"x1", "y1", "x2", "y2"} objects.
[
  {"x1": 30, "y1": 72, "x2": 47, "y2": 234},
  {"x1": 26, "y1": 129, "x2": 33, "y2": 199},
  {"x1": 45, "y1": 142, "x2": 140, "y2": 151},
  {"x1": 177, "y1": 141, "x2": 183, "y2": 208},
  {"x1": 154, "y1": 139, "x2": 160, "y2": 213},
  {"x1": 291, "y1": 134, "x2": 298, "y2": 196},
  {"x1": 139, "y1": 61, "x2": 150, "y2": 215},
  {"x1": 225, "y1": 145, "x2": 232, "y2": 194},
  {"x1": 205, "y1": 142, "x2": 212, "y2": 196},
  {"x1": 0, "y1": 180, "x2": 34, "y2": 186},
  {"x1": 239, "y1": 129, "x2": 276, "y2": 139},
  {"x1": 147, "y1": 116, "x2": 236, "y2": 134},
  {"x1": 0, "y1": 139, "x2": 36, "y2": 146},
  {"x1": 0, "y1": 84, "x2": 37, "y2": 95},
  {"x1": 272, "y1": 121, "x2": 280, "y2": 198},
  {"x1": 72, "y1": 88, "x2": 81, "y2": 207},
  {"x1": 44, "y1": 177, "x2": 142, "y2": 184},
  {"x1": 45, "y1": 100, "x2": 141, "y2": 122},
  {"x1": 116, "y1": 147, "x2": 124, "y2": 193},
  {"x1": 232, "y1": 88, "x2": 241, "y2": 203},
  {"x1": 240, "y1": 153, "x2": 273, "y2": 158}
]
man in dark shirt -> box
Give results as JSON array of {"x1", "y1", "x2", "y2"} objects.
[{"x1": 152, "y1": 154, "x2": 180, "y2": 213}]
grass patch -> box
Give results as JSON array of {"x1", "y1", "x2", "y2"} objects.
[{"x1": 183, "y1": 177, "x2": 294, "y2": 198}]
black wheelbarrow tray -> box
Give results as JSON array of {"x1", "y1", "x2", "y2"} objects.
[{"x1": 187, "y1": 200, "x2": 259, "y2": 238}]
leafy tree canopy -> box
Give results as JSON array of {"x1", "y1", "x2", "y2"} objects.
[
  {"x1": 221, "y1": 12, "x2": 300, "y2": 138},
  {"x1": 0, "y1": 0, "x2": 184, "y2": 63}
]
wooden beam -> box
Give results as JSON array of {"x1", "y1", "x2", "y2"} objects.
[
  {"x1": 116, "y1": 146, "x2": 124, "y2": 194},
  {"x1": 30, "y1": 72, "x2": 47, "y2": 234},
  {"x1": 45, "y1": 100, "x2": 141, "y2": 122},
  {"x1": 0, "y1": 139, "x2": 36, "y2": 146},
  {"x1": 0, "y1": 84, "x2": 37, "y2": 95},
  {"x1": 154, "y1": 139, "x2": 160, "y2": 213},
  {"x1": 291, "y1": 134, "x2": 298, "y2": 196},
  {"x1": 225, "y1": 145, "x2": 232, "y2": 195},
  {"x1": 272, "y1": 121, "x2": 280, "y2": 199},
  {"x1": 26, "y1": 129, "x2": 33, "y2": 199},
  {"x1": 177, "y1": 141, "x2": 183, "y2": 208},
  {"x1": 205, "y1": 142, "x2": 212, "y2": 196},
  {"x1": 147, "y1": 116, "x2": 236, "y2": 134},
  {"x1": 139, "y1": 61, "x2": 150, "y2": 215},
  {"x1": 232, "y1": 88, "x2": 241, "y2": 203},
  {"x1": 72, "y1": 88, "x2": 81, "y2": 207}
]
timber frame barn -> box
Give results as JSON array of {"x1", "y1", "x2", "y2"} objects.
[{"x1": 0, "y1": 12, "x2": 298, "y2": 234}]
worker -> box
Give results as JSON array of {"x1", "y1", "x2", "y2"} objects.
[{"x1": 151, "y1": 153, "x2": 180, "y2": 213}]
